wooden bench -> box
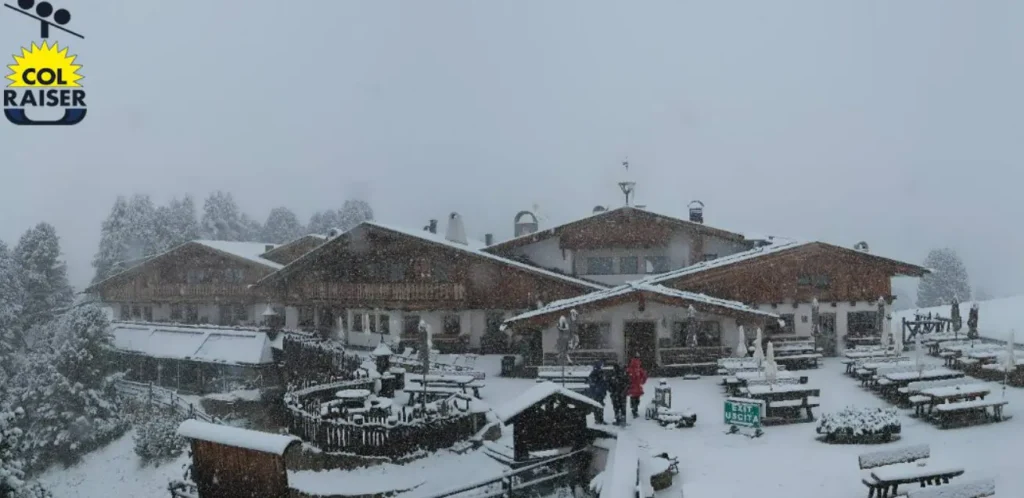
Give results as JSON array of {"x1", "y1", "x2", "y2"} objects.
[
  {"x1": 905, "y1": 477, "x2": 995, "y2": 498},
  {"x1": 932, "y1": 399, "x2": 1009, "y2": 429},
  {"x1": 405, "y1": 386, "x2": 463, "y2": 405},
  {"x1": 858, "y1": 444, "x2": 930, "y2": 498}
]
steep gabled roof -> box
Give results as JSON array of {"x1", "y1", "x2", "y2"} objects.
[
  {"x1": 642, "y1": 239, "x2": 929, "y2": 286},
  {"x1": 85, "y1": 240, "x2": 282, "y2": 293},
  {"x1": 503, "y1": 281, "x2": 778, "y2": 327},
  {"x1": 483, "y1": 206, "x2": 748, "y2": 252},
  {"x1": 259, "y1": 234, "x2": 328, "y2": 264},
  {"x1": 255, "y1": 221, "x2": 607, "y2": 291}
]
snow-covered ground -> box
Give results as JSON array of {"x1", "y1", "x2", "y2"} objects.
[
  {"x1": 894, "y1": 295, "x2": 1024, "y2": 343},
  {"x1": 33, "y1": 353, "x2": 1024, "y2": 498}
]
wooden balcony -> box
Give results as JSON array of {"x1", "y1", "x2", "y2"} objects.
[
  {"x1": 102, "y1": 284, "x2": 254, "y2": 302},
  {"x1": 300, "y1": 283, "x2": 467, "y2": 304}
]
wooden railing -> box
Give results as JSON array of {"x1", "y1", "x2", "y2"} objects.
[
  {"x1": 660, "y1": 346, "x2": 731, "y2": 366},
  {"x1": 300, "y1": 283, "x2": 466, "y2": 302},
  {"x1": 103, "y1": 284, "x2": 253, "y2": 301},
  {"x1": 421, "y1": 448, "x2": 584, "y2": 498},
  {"x1": 115, "y1": 379, "x2": 219, "y2": 424}
]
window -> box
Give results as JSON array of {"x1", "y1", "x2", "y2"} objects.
[
  {"x1": 352, "y1": 312, "x2": 365, "y2": 332},
  {"x1": 170, "y1": 304, "x2": 183, "y2": 321},
  {"x1": 219, "y1": 305, "x2": 235, "y2": 326},
  {"x1": 403, "y1": 315, "x2": 422, "y2": 337},
  {"x1": 186, "y1": 269, "x2": 207, "y2": 284},
  {"x1": 234, "y1": 304, "x2": 248, "y2": 323},
  {"x1": 671, "y1": 321, "x2": 721, "y2": 347},
  {"x1": 619, "y1": 256, "x2": 639, "y2": 274},
  {"x1": 388, "y1": 263, "x2": 406, "y2": 282},
  {"x1": 185, "y1": 305, "x2": 199, "y2": 324},
  {"x1": 798, "y1": 274, "x2": 831, "y2": 289},
  {"x1": 131, "y1": 305, "x2": 141, "y2": 319},
  {"x1": 224, "y1": 268, "x2": 245, "y2": 284},
  {"x1": 485, "y1": 312, "x2": 505, "y2": 335},
  {"x1": 143, "y1": 306, "x2": 153, "y2": 322},
  {"x1": 120, "y1": 304, "x2": 129, "y2": 319},
  {"x1": 848, "y1": 311, "x2": 879, "y2": 337},
  {"x1": 644, "y1": 256, "x2": 669, "y2": 274},
  {"x1": 576, "y1": 322, "x2": 611, "y2": 349},
  {"x1": 375, "y1": 314, "x2": 390, "y2": 334},
  {"x1": 586, "y1": 257, "x2": 614, "y2": 275},
  {"x1": 703, "y1": 254, "x2": 718, "y2": 262},
  {"x1": 443, "y1": 314, "x2": 461, "y2": 335},
  {"x1": 432, "y1": 262, "x2": 449, "y2": 283},
  {"x1": 298, "y1": 306, "x2": 315, "y2": 329},
  {"x1": 775, "y1": 314, "x2": 796, "y2": 335}
]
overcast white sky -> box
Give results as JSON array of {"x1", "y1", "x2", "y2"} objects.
[{"x1": 2, "y1": 0, "x2": 1022, "y2": 298}]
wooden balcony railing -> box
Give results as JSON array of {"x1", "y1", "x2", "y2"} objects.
[
  {"x1": 301, "y1": 283, "x2": 467, "y2": 303},
  {"x1": 102, "y1": 284, "x2": 253, "y2": 302}
]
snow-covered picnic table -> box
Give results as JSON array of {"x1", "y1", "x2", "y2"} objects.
[
  {"x1": 869, "y1": 460, "x2": 965, "y2": 490},
  {"x1": 723, "y1": 371, "x2": 798, "y2": 396},
  {"x1": 744, "y1": 383, "x2": 817, "y2": 396},
  {"x1": 407, "y1": 374, "x2": 476, "y2": 385},
  {"x1": 335, "y1": 389, "x2": 372, "y2": 400},
  {"x1": 734, "y1": 370, "x2": 798, "y2": 381},
  {"x1": 884, "y1": 368, "x2": 962, "y2": 382}
]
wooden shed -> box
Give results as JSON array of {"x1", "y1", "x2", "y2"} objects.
[
  {"x1": 178, "y1": 420, "x2": 300, "y2": 498},
  {"x1": 495, "y1": 381, "x2": 603, "y2": 462}
]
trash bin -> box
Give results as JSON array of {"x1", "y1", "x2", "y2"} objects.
[{"x1": 501, "y1": 355, "x2": 516, "y2": 377}]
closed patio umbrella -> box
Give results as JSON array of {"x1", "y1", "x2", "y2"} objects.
[
  {"x1": 764, "y1": 342, "x2": 777, "y2": 384},
  {"x1": 735, "y1": 326, "x2": 747, "y2": 358},
  {"x1": 752, "y1": 328, "x2": 765, "y2": 368}
]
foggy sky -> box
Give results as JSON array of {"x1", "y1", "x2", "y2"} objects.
[{"x1": 2, "y1": 0, "x2": 1022, "y2": 299}]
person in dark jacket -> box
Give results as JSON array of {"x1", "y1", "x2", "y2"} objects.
[
  {"x1": 587, "y1": 361, "x2": 608, "y2": 424},
  {"x1": 626, "y1": 356, "x2": 648, "y2": 419},
  {"x1": 606, "y1": 363, "x2": 629, "y2": 425}
]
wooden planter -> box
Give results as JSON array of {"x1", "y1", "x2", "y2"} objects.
[{"x1": 816, "y1": 424, "x2": 901, "y2": 444}]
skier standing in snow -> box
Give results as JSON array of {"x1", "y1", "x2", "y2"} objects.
[
  {"x1": 607, "y1": 362, "x2": 629, "y2": 425},
  {"x1": 626, "y1": 355, "x2": 648, "y2": 419},
  {"x1": 587, "y1": 360, "x2": 608, "y2": 424}
]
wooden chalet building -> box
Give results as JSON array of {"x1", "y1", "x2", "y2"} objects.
[
  {"x1": 483, "y1": 205, "x2": 756, "y2": 286},
  {"x1": 85, "y1": 240, "x2": 286, "y2": 326},
  {"x1": 253, "y1": 214, "x2": 605, "y2": 351},
  {"x1": 644, "y1": 240, "x2": 929, "y2": 358}
]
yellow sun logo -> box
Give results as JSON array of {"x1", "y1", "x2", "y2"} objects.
[{"x1": 6, "y1": 41, "x2": 83, "y2": 88}]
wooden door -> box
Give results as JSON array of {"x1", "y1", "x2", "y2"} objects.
[
  {"x1": 624, "y1": 321, "x2": 658, "y2": 369},
  {"x1": 817, "y1": 312, "x2": 837, "y2": 356}
]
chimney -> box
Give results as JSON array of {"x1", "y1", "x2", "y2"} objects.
[
  {"x1": 445, "y1": 212, "x2": 468, "y2": 244},
  {"x1": 513, "y1": 211, "x2": 539, "y2": 237},
  {"x1": 423, "y1": 219, "x2": 438, "y2": 234},
  {"x1": 264, "y1": 244, "x2": 274, "y2": 252},
  {"x1": 688, "y1": 200, "x2": 705, "y2": 224},
  {"x1": 485, "y1": 233, "x2": 494, "y2": 246}
]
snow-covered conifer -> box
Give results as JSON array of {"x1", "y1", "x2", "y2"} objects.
[
  {"x1": 338, "y1": 200, "x2": 374, "y2": 231},
  {"x1": 261, "y1": 207, "x2": 304, "y2": 243},
  {"x1": 916, "y1": 248, "x2": 971, "y2": 307},
  {"x1": 14, "y1": 223, "x2": 72, "y2": 332},
  {"x1": 200, "y1": 191, "x2": 246, "y2": 241}
]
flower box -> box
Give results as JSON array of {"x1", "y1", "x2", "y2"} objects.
[{"x1": 816, "y1": 407, "x2": 901, "y2": 444}]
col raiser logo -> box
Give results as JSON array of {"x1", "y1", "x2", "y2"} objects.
[{"x1": 4, "y1": 41, "x2": 85, "y2": 125}]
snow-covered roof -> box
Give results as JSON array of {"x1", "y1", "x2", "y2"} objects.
[
  {"x1": 642, "y1": 239, "x2": 811, "y2": 285},
  {"x1": 193, "y1": 240, "x2": 283, "y2": 270},
  {"x1": 258, "y1": 221, "x2": 605, "y2": 291},
  {"x1": 494, "y1": 381, "x2": 602, "y2": 423},
  {"x1": 643, "y1": 239, "x2": 927, "y2": 285},
  {"x1": 177, "y1": 420, "x2": 299, "y2": 455},
  {"x1": 504, "y1": 281, "x2": 778, "y2": 325},
  {"x1": 110, "y1": 322, "x2": 275, "y2": 365},
  {"x1": 485, "y1": 205, "x2": 748, "y2": 251},
  {"x1": 372, "y1": 342, "x2": 394, "y2": 356}
]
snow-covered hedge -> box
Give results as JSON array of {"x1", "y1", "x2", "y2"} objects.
[
  {"x1": 133, "y1": 409, "x2": 187, "y2": 461},
  {"x1": 816, "y1": 407, "x2": 901, "y2": 444},
  {"x1": 1, "y1": 407, "x2": 52, "y2": 498}
]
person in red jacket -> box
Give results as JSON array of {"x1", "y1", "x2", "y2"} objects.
[{"x1": 626, "y1": 355, "x2": 648, "y2": 419}]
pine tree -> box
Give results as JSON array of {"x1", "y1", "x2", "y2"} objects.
[
  {"x1": 0, "y1": 240, "x2": 25, "y2": 363},
  {"x1": 307, "y1": 210, "x2": 343, "y2": 235},
  {"x1": 200, "y1": 191, "x2": 246, "y2": 241},
  {"x1": 123, "y1": 194, "x2": 159, "y2": 258},
  {"x1": 338, "y1": 199, "x2": 374, "y2": 231},
  {"x1": 14, "y1": 223, "x2": 73, "y2": 332},
  {"x1": 91, "y1": 197, "x2": 130, "y2": 284},
  {"x1": 916, "y1": 248, "x2": 971, "y2": 307},
  {"x1": 1, "y1": 407, "x2": 52, "y2": 498},
  {"x1": 239, "y1": 213, "x2": 263, "y2": 242},
  {"x1": 261, "y1": 207, "x2": 304, "y2": 244},
  {"x1": 154, "y1": 196, "x2": 200, "y2": 251}
]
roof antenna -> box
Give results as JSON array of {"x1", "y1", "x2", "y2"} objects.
[{"x1": 618, "y1": 157, "x2": 636, "y2": 207}]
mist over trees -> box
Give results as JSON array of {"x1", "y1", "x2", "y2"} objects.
[
  {"x1": 916, "y1": 248, "x2": 972, "y2": 307},
  {"x1": 90, "y1": 192, "x2": 374, "y2": 283}
]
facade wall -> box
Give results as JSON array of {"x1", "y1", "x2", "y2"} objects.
[
  {"x1": 513, "y1": 237, "x2": 572, "y2": 273},
  {"x1": 752, "y1": 299, "x2": 891, "y2": 348},
  {"x1": 538, "y1": 301, "x2": 742, "y2": 365}
]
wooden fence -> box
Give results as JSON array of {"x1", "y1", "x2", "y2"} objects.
[
  {"x1": 422, "y1": 448, "x2": 584, "y2": 498},
  {"x1": 115, "y1": 379, "x2": 219, "y2": 424},
  {"x1": 283, "y1": 378, "x2": 485, "y2": 457}
]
